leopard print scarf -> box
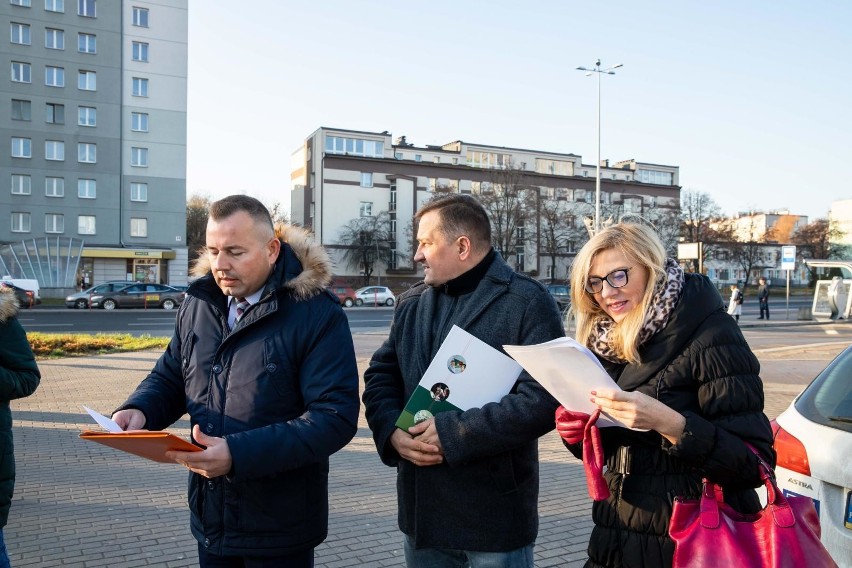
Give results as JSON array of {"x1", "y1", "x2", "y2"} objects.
[{"x1": 591, "y1": 258, "x2": 684, "y2": 363}]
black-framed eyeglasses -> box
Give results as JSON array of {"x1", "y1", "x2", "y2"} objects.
[{"x1": 584, "y1": 267, "x2": 632, "y2": 294}]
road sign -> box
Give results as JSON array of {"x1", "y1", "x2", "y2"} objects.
[{"x1": 781, "y1": 245, "x2": 796, "y2": 270}]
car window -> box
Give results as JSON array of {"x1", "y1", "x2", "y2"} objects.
[
  {"x1": 795, "y1": 345, "x2": 852, "y2": 434},
  {"x1": 125, "y1": 284, "x2": 144, "y2": 293}
]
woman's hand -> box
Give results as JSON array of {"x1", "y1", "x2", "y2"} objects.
[
  {"x1": 590, "y1": 389, "x2": 686, "y2": 445},
  {"x1": 555, "y1": 406, "x2": 591, "y2": 445}
]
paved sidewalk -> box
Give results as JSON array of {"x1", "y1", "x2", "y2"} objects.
[{"x1": 6, "y1": 328, "x2": 844, "y2": 567}]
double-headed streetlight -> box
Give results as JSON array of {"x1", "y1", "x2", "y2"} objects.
[{"x1": 576, "y1": 59, "x2": 623, "y2": 233}]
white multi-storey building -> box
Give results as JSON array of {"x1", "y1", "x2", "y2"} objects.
[
  {"x1": 1, "y1": 0, "x2": 188, "y2": 294},
  {"x1": 291, "y1": 127, "x2": 681, "y2": 286}
]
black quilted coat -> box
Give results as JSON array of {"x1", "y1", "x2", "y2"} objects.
[{"x1": 568, "y1": 273, "x2": 775, "y2": 568}]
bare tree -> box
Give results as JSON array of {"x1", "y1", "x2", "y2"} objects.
[
  {"x1": 647, "y1": 208, "x2": 682, "y2": 258},
  {"x1": 266, "y1": 200, "x2": 290, "y2": 226},
  {"x1": 478, "y1": 163, "x2": 537, "y2": 266},
  {"x1": 678, "y1": 190, "x2": 733, "y2": 272},
  {"x1": 186, "y1": 194, "x2": 212, "y2": 263},
  {"x1": 792, "y1": 218, "x2": 847, "y2": 285},
  {"x1": 337, "y1": 212, "x2": 396, "y2": 287},
  {"x1": 729, "y1": 217, "x2": 776, "y2": 293},
  {"x1": 538, "y1": 195, "x2": 575, "y2": 281}
]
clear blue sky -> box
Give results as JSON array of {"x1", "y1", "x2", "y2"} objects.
[{"x1": 186, "y1": 0, "x2": 851, "y2": 221}]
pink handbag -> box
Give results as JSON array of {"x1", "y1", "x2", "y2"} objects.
[{"x1": 669, "y1": 446, "x2": 838, "y2": 568}]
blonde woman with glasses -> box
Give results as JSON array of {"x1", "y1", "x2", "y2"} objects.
[{"x1": 554, "y1": 222, "x2": 774, "y2": 568}]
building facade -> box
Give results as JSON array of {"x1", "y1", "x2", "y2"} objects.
[
  {"x1": 291, "y1": 127, "x2": 681, "y2": 287},
  {"x1": 1, "y1": 0, "x2": 188, "y2": 295}
]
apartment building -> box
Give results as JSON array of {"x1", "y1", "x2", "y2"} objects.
[
  {"x1": 291, "y1": 127, "x2": 681, "y2": 284},
  {"x1": 1, "y1": 0, "x2": 187, "y2": 294}
]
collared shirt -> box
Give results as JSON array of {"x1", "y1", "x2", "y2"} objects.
[{"x1": 228, "y1": 288, "x2": 264, "y2": 330}]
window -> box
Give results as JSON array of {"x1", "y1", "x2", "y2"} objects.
[
  {"x1": 130, "y1": 147, "x2": 147, "y2": 167},
  {"x1": 359, "y1": 202, "x2": 373, "y2": 217},
  {"x1": 132, "y1": 6, "x2": 148, "y2": 27},
  {"x1": 10, "y1": 22, "x2": 30, "y2": 44},
  {"x1": 323, "y1": 136, "x2": 383, "y2": 158},
  {"x1": 11, "y1": 61, "x2": 31, "y2": 83},
  {"x1": 77, "y1": 0, "x2": 95, "y2": 17},
  {"x1": 45, "y1": 0, "x2": 64, "y2": 12},
  {"x1": 132, "y1": 77, "x2": 148, "y2": 97},
  {"x1": 130, "y1": 182, "x2": 147, "y2": 202},
  {"x1": 11, "y1": 212, "x2": 31, "y2": 233},
  {"x1": 78, "y1": 142, "x2": 96, "y2": 163},
  {"x1": 637, "y1": 169, "x2": 674, "y2": 186},
  {"x1": 78, "y1": 70, "x2": 96, "y2": 90},
  {"x1": 394, "y1": 152, "x2": 403, "y2": 160},
  {"x1": 130, "y1": 217, "x2": 147, "y2": 237},
  {"x1": 45, "y1": 28, "x2": 64, "y2": 49},
  {"x1": 131, "y1": 41, "x2": 148, "y2": 62},
  {"x1": 78, "y1": 32, "x2": 95, "y2": 53},
  {"x1": 414, "y1": 154, "x2": 422, "y2": 162},
  {"x1": 11, "y1": 99, "x2": 31, "y2": 121},
  {"x1": 10, "y1": 0, "x2": 31, "y2": 6},
  {"x1": 77, "y1": 178, "x2": 95, "y2": 198},
  {"x1": 78, "y1": 105, "x2": 96, "y2": 126},
  {"x1": 45, "y1": 176, "x2": 64, "y2": 197},
  {"x1": 45, "y1": 65, "x2": 64, "y2": 87},
  {"x1": 78, "y1": 215, "x2": 95, "y2": 235},
  {"x1": 45, "y1": 140, "x2": 64, "y2": 161},
  {"x1": 11, "y1": 174, "x2": 31, "y2": 195},
  {"x1": 45, "y1": 102, "x2": 64, "y2": 124},
  {"x1": 45, "y1": 213, "x2": 64, "y2": 233},
  {"x1": 131, "y1": 112, "x2": 148, "y2": 132},
  {"x1": 360, "y1": 172, "x2": 373, "y2": 188},
  {"x1": 11, "y1": 137, "x2": 31, "y2": 158}
]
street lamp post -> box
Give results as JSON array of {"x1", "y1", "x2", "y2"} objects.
[{"x1": 576, "y1": 59, "x2": 623, "y2": 234}]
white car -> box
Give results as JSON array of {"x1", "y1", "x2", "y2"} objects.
[
  {"x1": 771, "y1": 344, "x2": 852, "y2": 565},
  {"x1": 354, "y1": 286, "x2": 395, "y2": 307}
]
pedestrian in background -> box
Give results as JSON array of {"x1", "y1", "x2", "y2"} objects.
[
  {"x1": 727, "y1": 282, "x2": 743, "y2": 322},
  {"x1": 758, "y1": 276, "x2": 770, "y2": 319},
  {"x1": 0, "y1": 286, "x2": 41, "y2": 567},
  {"x1": 363, "y1": 194, "x2": 564, "y2": 567},
  {"x1": 555, "y1": 222, "x2": 774, "y2": 568},
  {"x1": 112, "y1": 195, "x2": 359, "y2": 567}
]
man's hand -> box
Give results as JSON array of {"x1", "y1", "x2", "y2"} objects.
[
  {"x1": 409, "y1": 418, "x2": 444, "y2": 453},
  {"x1": 112, "y1": 409, "x2": 146, "y2": 430},
  {"x1": 166, "y1": 424, "x2": 233, "y2": 478},
  {"x1": 390, "y1": 425, "x2": 443, "y2": 467}
]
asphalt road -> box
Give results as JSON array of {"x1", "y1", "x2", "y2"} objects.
[{"x1": 16, "y1": 305, "x2": 395, "y2": 336}]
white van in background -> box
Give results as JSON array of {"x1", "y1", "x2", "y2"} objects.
[{"x1": 0, "y1": 277, "x2": 40, "y2": 299}]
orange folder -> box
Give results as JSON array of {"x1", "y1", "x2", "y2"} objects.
[{"x1": 79, "y1": 430, "x2": 202, "y2": 463}]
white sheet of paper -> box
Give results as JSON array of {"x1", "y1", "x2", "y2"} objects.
[
  {"x1": 83, "y1": 405, "x2": 123, "y2": 433},
  {"x1": 503, "y1": 337, "x2": 626, "y2": 428}
]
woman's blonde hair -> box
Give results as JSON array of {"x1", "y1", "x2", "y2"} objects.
[{"x1": 569, "y1": 223, "x2": 667, "y2": 363}]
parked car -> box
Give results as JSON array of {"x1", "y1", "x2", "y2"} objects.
[
  {"x1": 545, "y1": 283, "x2": 571, "y2": 310},
  {"x1": 328, "y1": 285, "x2": 357, "y2": 307},
  {"x1": 65, "y1": 281, "x2": 137, "y2": 309},
  {"x1": 0, "y1": 281, "x2": 40, "y2": 309},
  {"x1": 89, "y1": 283, "x2": 186, "y2": 310},
  {"x1": 771, "y1": 344, "x2": 852, "y2": 563},
  {"x1": 354, "y1": 286, "x2": 396, "y2": 307}
]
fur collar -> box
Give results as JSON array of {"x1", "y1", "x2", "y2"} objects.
[
  {"x1": 0, "y1": 287, "x2": 20, "y2": 323},
  {"x1": 190, "y1": 223, "x2": 331, "y2": 301}
]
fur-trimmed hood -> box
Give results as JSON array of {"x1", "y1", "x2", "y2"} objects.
[
  {"x1": 0, "y1": 287, "x2": 20, "y2": 323},
  {"x1": 189, "y1": 223, "x2": 332, "y2": 301}
]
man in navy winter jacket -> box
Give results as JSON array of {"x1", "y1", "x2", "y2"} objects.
[{"x1": 113, "y1": 195, "x2": 359, "y2": 566}]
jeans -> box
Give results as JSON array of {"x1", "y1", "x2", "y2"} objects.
[
  {"x1": 197, "y1": 543, "x2": 313, "y2": 568},
  {"x1": 404, "y1": 534, "x2": 534, "y2": 568},
  {"x1": 760, "y1": 301, "x2": 770, "y2": 319},
  {"x1": 0, "y1": 529, "x2": 10, "y2": 568}
]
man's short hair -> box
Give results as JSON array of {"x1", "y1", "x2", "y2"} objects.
[
  {"x1": 414, "y1": 194, "x2": 491, "y2": 251},
  {"x1": 209, "y1": 195, "x2": 274, "y2": 234}
]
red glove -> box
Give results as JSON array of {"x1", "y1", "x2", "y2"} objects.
[
  {"x1": 583, "y1": 409, "x2": 610, "y2": 501},
  {"x1": 555, "y1": 406, "x2": 591, "y2": 445}
]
